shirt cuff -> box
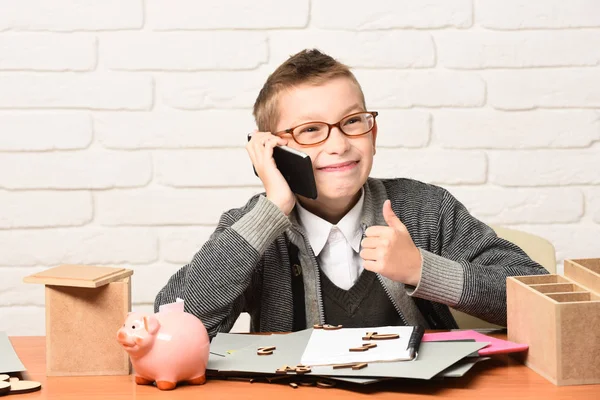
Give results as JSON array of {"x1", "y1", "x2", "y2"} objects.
[
  {"x1": 406, "y1": 248, "x2": 464, "y2": 307},
  {"x1": 232, "y1": 195, "x2": 291, "y2": 255}
]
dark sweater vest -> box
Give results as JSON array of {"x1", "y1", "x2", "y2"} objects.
[{"x1": 320, "y1": 269, "x2": 404, "y2": 328}]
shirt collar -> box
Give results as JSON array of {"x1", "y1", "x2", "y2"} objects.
[{"x1": 295, "y1": 188, "x2": 365, "y2": 256}]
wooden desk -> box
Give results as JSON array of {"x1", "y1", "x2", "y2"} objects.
[{"x1": 8, "y1": 336, "x2": 599, "y2": 399}]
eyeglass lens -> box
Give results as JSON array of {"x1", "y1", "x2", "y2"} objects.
[{"x1": 292, "y1": 112, "x2": 375, "y2": 145}]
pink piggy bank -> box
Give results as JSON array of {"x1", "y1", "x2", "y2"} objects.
[{"x1": 117, "y1": 311, "x2": 210, "y2": 390}]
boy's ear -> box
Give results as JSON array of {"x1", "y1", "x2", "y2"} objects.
[{"x1": 371, "y1": 124, "x2": 378, "y2": 155}]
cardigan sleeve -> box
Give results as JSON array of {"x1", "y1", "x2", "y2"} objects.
[{"x1": 408, "y1": 188, "x2": 549, "y2": 326}]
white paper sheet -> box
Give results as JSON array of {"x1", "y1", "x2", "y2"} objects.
[
  {"x1": 0, "y1": 332, "x2": 26, "y2": 374},
  {"x1": 300, "y1": 326, "x2": 415, "y2": 366},
  {"x1": 158, "y1": 297, "x2": 184, "y2": 313}
]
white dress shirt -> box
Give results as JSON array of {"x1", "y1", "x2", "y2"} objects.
[{"x1": 296, "y1": 190, "x2": 365, "y2": 290}]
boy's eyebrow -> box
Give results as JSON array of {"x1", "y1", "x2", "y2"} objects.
[
  {"x1": 340, "y1": 103, "x2": 365, "y2": 117},
  {"x1": 290, "y1": 104, "x2": 364, "y2": 126}
]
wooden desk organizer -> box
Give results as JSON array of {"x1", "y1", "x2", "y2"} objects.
[
  {"x1": 24, "y1": 265, "x2": 133, "y2": 376},
  {"x1": 507, "y1": 258, "x2": 600, "y2": 386}
]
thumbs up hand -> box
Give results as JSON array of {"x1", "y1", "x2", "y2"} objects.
[{"x1": 360, "y1": 200, "x2": 422, "y2": 286}]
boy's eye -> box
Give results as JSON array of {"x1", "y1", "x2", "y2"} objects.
[
  {"x1": 298, "y1": 125, "x2": 324, "y2": 134},
  {"x1": 344, "y1": 117, "x2": 360, "y2": 125}
]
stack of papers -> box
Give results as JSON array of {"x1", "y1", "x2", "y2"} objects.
[{"x1": 207, "y1": 327, "x2": 492, "y2": 385}]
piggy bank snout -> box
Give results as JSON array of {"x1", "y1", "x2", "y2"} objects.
[
  {"x1": 117, "y1": 330, "x2": 127, "y2": 341},
  {"x1": 117, "y1": 328, "x2": 138, "y2": 348}
]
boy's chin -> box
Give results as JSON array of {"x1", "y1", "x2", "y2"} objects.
[{"x1": 315, "y1": 186, "x2": 362, "y2": 203}]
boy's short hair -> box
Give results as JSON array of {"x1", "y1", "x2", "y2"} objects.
[{"x1": 253, "y1": 49, "x2": 366, "y2": 133}]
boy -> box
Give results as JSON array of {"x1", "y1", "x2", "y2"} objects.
[{"x1": 154, "y1": 49, "x2": 547, "y2": 338}]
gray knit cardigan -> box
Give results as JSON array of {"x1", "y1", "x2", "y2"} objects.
[{"x1": 155, "y1": 177, "x2": 547, "y2": 337}]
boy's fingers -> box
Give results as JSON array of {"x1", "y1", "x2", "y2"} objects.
[
  {"x1": 263, "y1": 136, "x2": 278, "y2": 149},
  {"x1": 359, "y1": 248, "x2": 378, "y2": 261},
  {"x1": 363, "y1": 259, "x2": 378, "y2": 271},
  {"x1": 360, "y1": 237, "x2": 379, "y2": 249},
  {"x1": 364, "y1": 225, "x2": 391, "y2": 237}
]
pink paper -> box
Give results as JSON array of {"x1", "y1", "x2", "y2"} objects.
[{"x1": 422, "y1": 330, "x2": 528, "y2": 356}]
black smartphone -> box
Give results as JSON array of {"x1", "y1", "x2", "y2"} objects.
[{"x1": 247, "y1": 133, "x2": 318, "y2": 200}]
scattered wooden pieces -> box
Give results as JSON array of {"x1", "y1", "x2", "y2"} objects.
[
  {"x1": 371, "y1": 333, "x2": 399, "y2": 340},
  {"x1": 257, "y1": 346, "x2": 276, "y2": 355},
  {"x1": 275, "y1": 365, "x2": 311, "y2": 375},
  {"x1": 294, "y1": 366, "x2": 311, "y2": 374},
  {"x1": 275, "y1": 365, "x2": 293, "y2": 374},
  {"x1": 332, "y1": 362, "x2": 369, "y2": 370},
  {"x1": 362, "y1": 332, "x2": 399, "y2": 340},
  {"x1": 349, "y1": 342, "x2": 378, "y2": 352},
  {"x1": 0, "y1": 375, "x2": 8, "y2": 382},
  {"x1": 333, "y1": 362, "x2": 360, "y2": 370},
  {"x1": 316, "y1": 379, "x2": 337, "y2": 388},
  {"x1": 5, "y1": 377, "x2": 42, "y2": 394},
  {"x1": 313, "y1": 324, "x2": 323, "y2": 329},
  {"x1": 289, "y1": 382, "x2": 299, "y2": 389},
  {"x1": 322, "y1": 324, "x2": 343, "y2": 331},
  {"x1": 362, "y1": 331, "x2": 377, "y2": 340},
  {"x1": 0, "y1": 381, "x2": 9, "y2": 396}
]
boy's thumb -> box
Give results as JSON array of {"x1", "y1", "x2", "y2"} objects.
[{"x1": 383, "y1": 200, "x2": 403, "y2": 230}]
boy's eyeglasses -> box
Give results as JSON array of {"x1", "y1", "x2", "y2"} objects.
[{"x1": 273, "y1": 111, "x2": 378, "y2": 146}]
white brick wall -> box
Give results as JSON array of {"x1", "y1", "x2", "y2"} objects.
[
  {"x1": 0, "y1": 74, "x2": 153, "y2": 110},
  {"x1": 1, "y1": 0, "x2": 599, "y2": 335},
  {"x1": 102, "y1": 32, "x2": 268, "y2": 71},
  {"x1": 0, "y1": 34, "x2": 96, "y2": 71},
  {"x1": 487, "y1": 69, "x2": 600, "y2": 110}
]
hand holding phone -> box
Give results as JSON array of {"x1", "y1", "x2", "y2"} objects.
[{"x1": 247, "y1": 132, "x2": 318, "y2": 204}]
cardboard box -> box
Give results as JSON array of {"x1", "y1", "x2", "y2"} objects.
[
  {"x1": 507, "y1": 258, "x2": 600, "y2": 386},
  {"x1": 24, "y1": 265, "x2": 133, "y2": 376}
]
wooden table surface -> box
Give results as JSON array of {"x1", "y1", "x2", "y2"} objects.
[{"x1": 7, "y1": 336, "x2": 600, "y2": 399}]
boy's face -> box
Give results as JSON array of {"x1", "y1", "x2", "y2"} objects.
[{"x1": 275, "y1": 77, "x2": 377, "y2": 204}]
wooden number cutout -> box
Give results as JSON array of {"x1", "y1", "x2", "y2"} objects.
[
  {"x1": 0, "y1": 381, "x2": 10, "y2": 396},
  {"x1": 257, "y1": 346, "x2": 276, "y2": 355},
  {"x1": 349, "y1": 342, "x2": 378, "y2": 352},
  {"x1": 7, "y1": 377, "x2": 42, "y2": 394},
  {"x1": 362, "y1": 332, "x2": 399, "y2": 340},
  {"x1": 362, "y1": 331, "x2": 377, "y2": 340},
  {"x1": 275, "y1": 365, "x2": 311, "y2": 375}
]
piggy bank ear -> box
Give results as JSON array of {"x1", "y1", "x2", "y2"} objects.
[{"x1": 143, "y1": 315, "x2": 160, "y2": 334}]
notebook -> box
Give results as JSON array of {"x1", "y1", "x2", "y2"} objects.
[{"x1": 300, "y1": 326, "x2": 424, "y2": 366}]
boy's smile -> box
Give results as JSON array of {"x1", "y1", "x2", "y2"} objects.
[
  {"x1": 275, "y1": 77, "x2": 377, "y2": 222},
  {"x1": 318, "y1": 160, "x2": 359, "y2": 173}
]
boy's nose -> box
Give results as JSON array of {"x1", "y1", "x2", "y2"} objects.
[{"x1": 323, "y1": 127, "x2": 351, "y2": 154}]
